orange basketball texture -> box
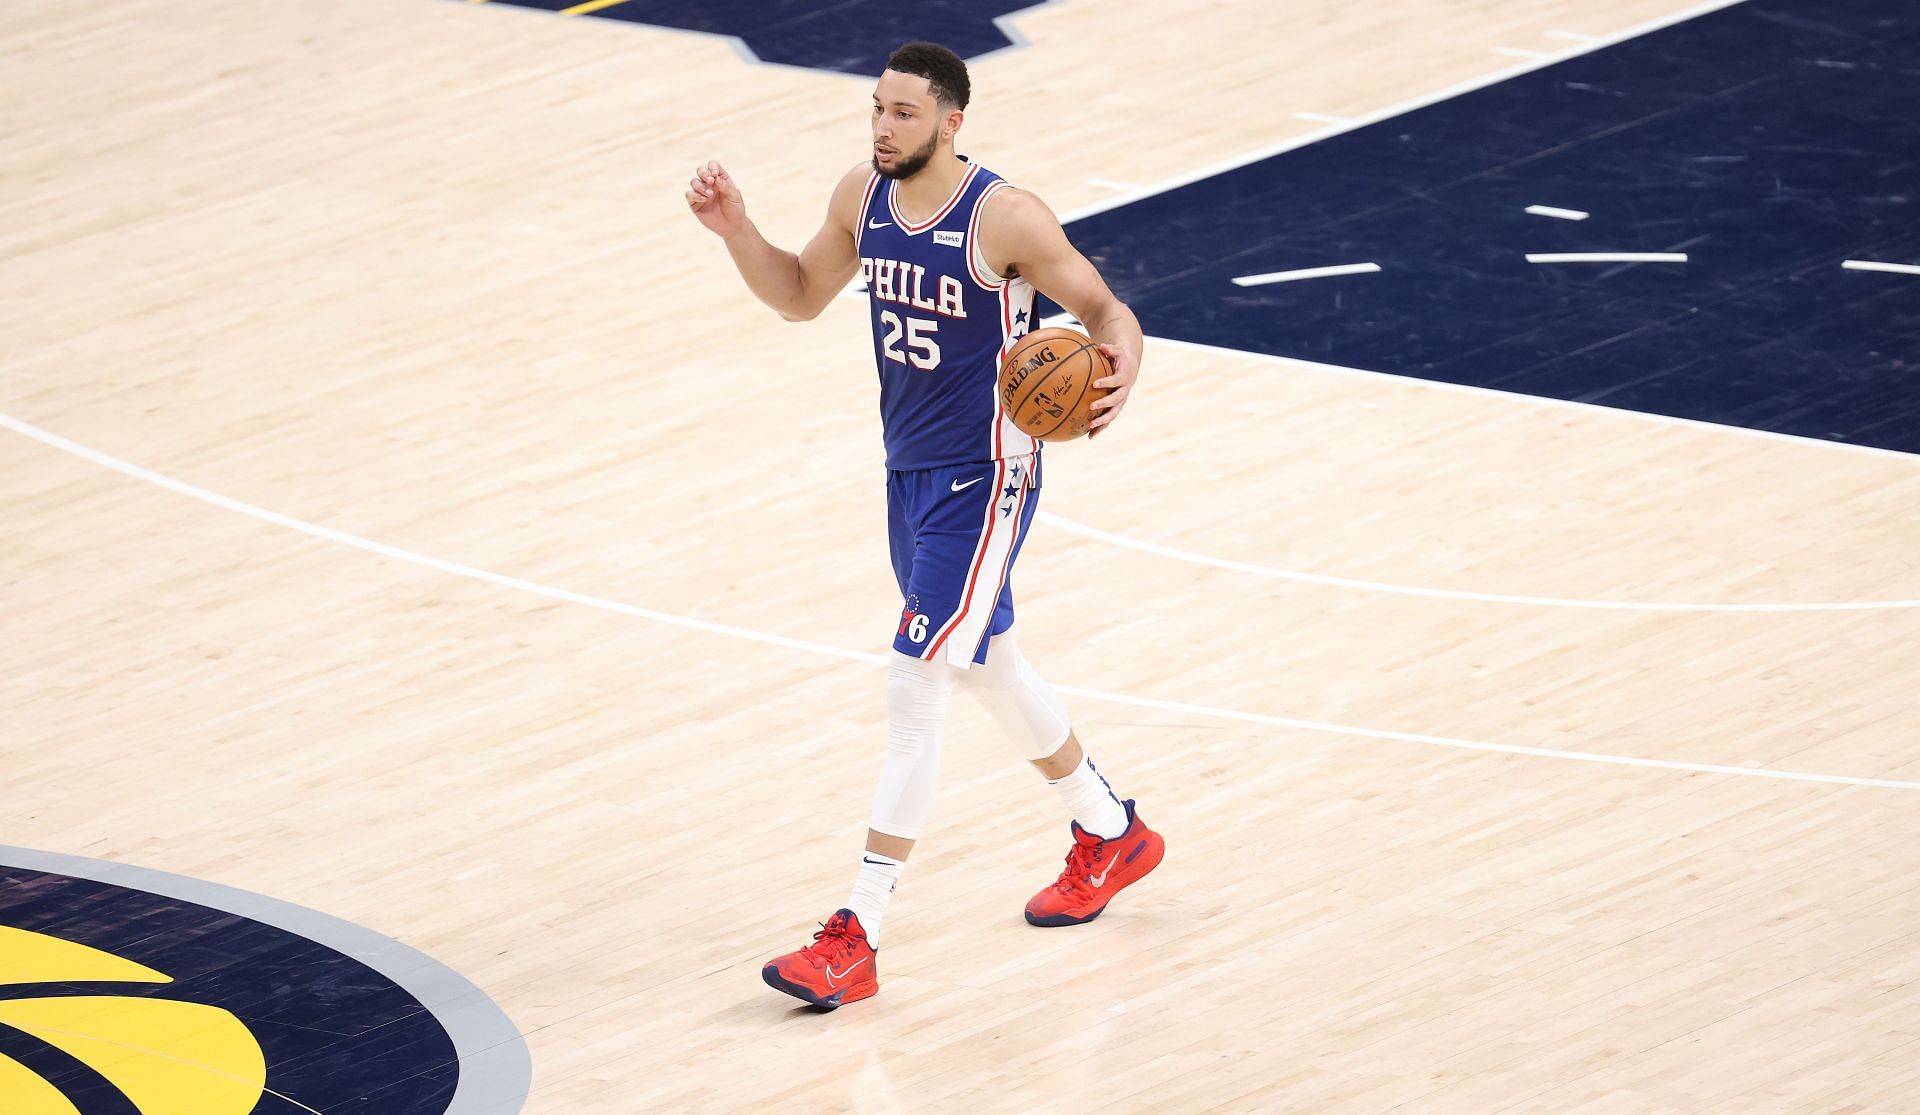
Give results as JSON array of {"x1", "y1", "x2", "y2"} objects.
[{"x1": 998, "y1": 328, "x2": 1112, "y2": 442}]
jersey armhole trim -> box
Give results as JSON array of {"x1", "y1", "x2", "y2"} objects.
[
  {"x1": 854, "y1": 170, "x2": 882, "y2": 256},
  {"x1": 968, "y1": 181, "x2": 1011, "y2": 291}
]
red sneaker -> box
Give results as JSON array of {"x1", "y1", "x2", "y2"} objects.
[
  {"x1": 761, "y1": 909, "x2": 879, "y2": 1009},
  {"x1": 1025, "y1": 799, "x2": 1164, "y2": 927}
]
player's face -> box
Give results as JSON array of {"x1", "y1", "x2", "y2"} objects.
[{"x1": 871, "y1": 71, "x2": 947, "y2": 181}]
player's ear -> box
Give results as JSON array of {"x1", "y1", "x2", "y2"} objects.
[{"x1": 943, "y1": 108, "x2": 964, "y2": 142}]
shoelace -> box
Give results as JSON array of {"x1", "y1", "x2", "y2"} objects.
[
  {"x1": 799, "y1": 919, "x2": 862, "y2": 965},
  {"x1": 1050, "y1": 839, "x2": 1108, "y2": 895}
]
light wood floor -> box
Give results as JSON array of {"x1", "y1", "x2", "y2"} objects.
[{"x1": 6, "y1": 0, "x2": 1920, "y2": 1110}]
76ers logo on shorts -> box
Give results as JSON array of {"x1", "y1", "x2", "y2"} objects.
[{"x1": 899, "y1": 595, "x2": 929, "y2": 644}]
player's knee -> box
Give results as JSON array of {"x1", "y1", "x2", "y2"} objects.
[
  {"x1": 885, "y1": 650, "x2": 957, "y2": 754},
  {"x1": 960, "y1": 632, "x2": 1071, "y2": 761}
]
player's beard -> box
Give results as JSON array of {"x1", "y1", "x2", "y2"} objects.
[{"x1": 874, "y1": 129, "x2": 940, "y2": 181}]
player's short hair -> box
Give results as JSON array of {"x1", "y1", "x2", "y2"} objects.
[{"x1": 885, "y1": 42, "x2": 970, "y2": 110}]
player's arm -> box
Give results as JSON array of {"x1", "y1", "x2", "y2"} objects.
[
  {"x1": 686, "y1": 161, "x2": 867, "y2": 322},
  {"x1": 981, "y1": 189, "x2": 1144, "y2": 436}
]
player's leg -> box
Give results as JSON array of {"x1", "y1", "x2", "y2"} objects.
[
  {"x1": 762, "y1": 470, "x2": 962, "y2": 1009},
  {"x1": 951, "y1": 464, "x2": 1164, "y2": 926},
  {"x1": 959, "y1": 628, "x2": 1164, "y2": 925}
]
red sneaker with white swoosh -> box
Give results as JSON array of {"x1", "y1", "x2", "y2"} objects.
[
  {"x1": 1025, "y1": 799, "x2": 1165, "y2": 927},
  {"x1": 761, "y1": 909, "x2": 879, "y2": 1009}
]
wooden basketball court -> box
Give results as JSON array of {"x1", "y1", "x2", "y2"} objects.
[{"x1": 5, "y1": 0, "x2": 1918, "y2": 1109}]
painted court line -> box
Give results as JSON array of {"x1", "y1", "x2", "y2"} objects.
[
  {"x1": 1528, "y1": 252, "x2": 1687, "y2": 264},
  {"x1": 1843, "y1": 260, "x2": 1920, "y2": 277},
  {"x1": 6, "y1": 410, "x2": 1919, "y2": 792},
  {"x1": 1059, "y1": 0, "x2": 1753, "y2": 225},
  {"x1": 0, "y1": 413, "x2": 880, "y2": 668},
  {"x1": 1232, "y1": 263, "x2": 1381, "y2": 286},
  {"x1": 1045, "y1": 685, "x2": 1920, "y2": 792},
  {"x1": 1525, "y1": 204, "x2": 1591, "y2": 221},
  {"x1": 1038, "y1": 512, "x2": 1920, "y2": 613},
  {"x1": 1142, "y1": 334, "x2": 1920, "y2": 465}
]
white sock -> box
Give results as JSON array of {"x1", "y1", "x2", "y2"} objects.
[
  {"x1": 1049, "y1": 756, "x2": 1129, "y2": 840},
  {"x1": 845, "y1": 852, "x2": 904, "y2": 946}
]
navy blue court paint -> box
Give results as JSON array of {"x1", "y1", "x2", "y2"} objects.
[
  {"x1": 0, "y1": 867, "x2": 457, "y2": 1111},
  {"x1": 0, "y1": 852, "x2": 530, "y2": 1114},
  {"x1": 1058, "y1": 0, "x2": 1920, "y2": 454},
  {"x1": 484, "y1": 0, "x2": 1045, "y2": 75}
]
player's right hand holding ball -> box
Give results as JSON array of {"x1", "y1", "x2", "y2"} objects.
[{"x1": 687, "y1": 160, "x2": 746, "y2": 239}]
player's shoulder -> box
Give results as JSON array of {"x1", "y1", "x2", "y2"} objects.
[
  {"x1": 832, "y1": 161, "x2": 879, "y2": 206},
  {"x1": 835, "y1": 160, "x2": 876, "y2": 192},
  {"x1": 828, "y1": 161, "x2": 879, "y2": 227},
  {"x1": 978, "y1": 183, "x2": 1064, "y2": 240}
]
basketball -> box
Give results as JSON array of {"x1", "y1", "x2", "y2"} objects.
[{"x1": 999, "y1": 327, "x2": 1112, "y2": 442}]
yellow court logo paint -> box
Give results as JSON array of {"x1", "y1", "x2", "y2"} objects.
[
  {"x1": 0, "y1": 849, "x2": 530, "y2": 1114},
  {"x1": 0, "y1": 925, "x2": 265, "y2": 1113}
]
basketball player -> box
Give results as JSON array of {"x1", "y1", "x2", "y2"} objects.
[{"x1": 686, "y1": 41, "x2": 1160, "y2": 1010}]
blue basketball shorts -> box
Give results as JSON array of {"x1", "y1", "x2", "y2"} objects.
[{"x1": 887, "y1": 453, "x2": 1041, "y2": 667}]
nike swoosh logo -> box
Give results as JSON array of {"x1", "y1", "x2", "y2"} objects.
[
  {"x1": 868, "y1": 219, "x2": 891, "y2": 229},
  {"x1": 826, "y1": 957, "x2": 868, "y2": 983},
  {"x1": 950, "y1": 477, "x2": 983, "y2": 492},
  {"x1": 1088, "y1": 866, "x2": 1112, "y2": 887}
]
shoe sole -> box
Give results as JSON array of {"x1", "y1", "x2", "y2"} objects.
[
  {"x1": 761, "y1": 965, "x2": 875, "y2": 1011},
  {"x1": 1025, "y1": 833, "x2": 1165, "y2": 927}
]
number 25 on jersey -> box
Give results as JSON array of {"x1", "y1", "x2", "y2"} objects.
[{"x1": 880, "y1": 311, "x2": 940, "y2": 371}]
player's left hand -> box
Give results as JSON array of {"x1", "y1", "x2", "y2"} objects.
[{"x1": 1087, "y1": 343, "x2": 1137, "y2": 438}]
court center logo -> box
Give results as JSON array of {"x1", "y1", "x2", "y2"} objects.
[{"x1": 0, "y1": 847, "x2": 529, "y2": 1114}]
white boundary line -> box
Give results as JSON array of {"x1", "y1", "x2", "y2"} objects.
[
  {"x1": 1058, "y1": 0, "x2": 1753, "y2": 224},
  {"x1": 1844, "y1": 260, "x2": 1920, "y2": 277},
  {"x1": 0, "y1": 413, "x2": 881, "y2": 668},
  {"x1": 1035, "y1": 1, "x2": 1908, "y2": 459},
  {"x1": 5, "y1": 410, "x2": 1919, "y2": 792},
  {"x1": 1525, "y1": 204, "x2": 1591, "y2": 221},
  {"x1": 1232, "y1": 263, "x2": 1382, "y2": 286},
  {"x1": 1528, "y1": 251, "x2": 1687, "y2": 264},
  {"x1": 1038, "y1": 513, "x2": 1920, "y2": 612},
  {"x1": 1141, "y1": 335, "x2": 1920, "y2": 465}
]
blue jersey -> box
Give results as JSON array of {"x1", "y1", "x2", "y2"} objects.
[{"x1": 858, "y1": 159, "x2": 1039, "y2": 471}]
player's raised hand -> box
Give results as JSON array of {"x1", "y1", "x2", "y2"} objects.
[
  {"x1": 686, "y1": 160, "x2": 746, "y2": 238},
  {"x1": 1087, "y1": 343, "x2": 1137, "y2": 437}
]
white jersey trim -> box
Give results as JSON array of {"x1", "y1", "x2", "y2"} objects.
[
  {"x1": 925, "y1": 457, "x2": 1009, "y2": 665},
  {"x1": 888, "y1": 162, "x2": 980, "y2": 235},
  {"x1": 967, "y1": 180, "x2": 1011, "y2": 291},
  {"x1": 854, "y1": 170, "x2": 882, "y2": 255},
  {"x1": 991, "y1": 279, "x2": 1040, "y2": 460},
  {"x1": 927, "y1": 456, "x2": 1034, "y2": 669}
]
